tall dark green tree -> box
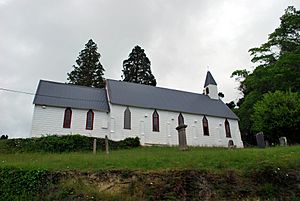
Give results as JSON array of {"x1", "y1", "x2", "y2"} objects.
[
  {"x1": 122, "y1": 45, "x2": 157, "y2": 86},
  {"x1": 67, "y1": 39, "x2": 105, "y2": 88},
  {"x1": 231, "y1": 6, "x2": 300, "y2": 144}
]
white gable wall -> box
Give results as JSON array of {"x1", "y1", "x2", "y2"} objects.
[
  {"x1": 108, "y1": 104, "x2": 243, "y2": 148},
  {"x1": 31, "y1": 105, "x2": 109, "y2": 138},
  {"x1": 31, "y1": 104, "x2": 243, "y2": 148}
]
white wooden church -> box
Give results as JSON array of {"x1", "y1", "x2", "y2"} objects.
[{"x1": 31, "y1": 71, "x2": 243, "y2": 148}]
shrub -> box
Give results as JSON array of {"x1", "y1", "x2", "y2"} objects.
[
  {"x1": 0, "y1": 135, "x2": 140, "y2": 153},
  {"x1": 0, "y1": 168, "x2": 52, "y2": 200}
]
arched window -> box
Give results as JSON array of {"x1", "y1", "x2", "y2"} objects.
[
  {"x1": 152, "y1": 110, "x2": 159, "y2": 132},
  {"x1": 63, "y1": 108, "x2": 72, "y2": 128},
  {"x1": 202, "y1": 116, "x2": 209, "y2": 136},
  {"x1": 225, "y1": 119, "x2": 231, "y2": 138},
  {"x1": 86, "y1": 109, "x2": 94, "y2": 130},
  {"x1": 124, "y1": 107, "x2": 131, "y2": 129},
  {"x1": 178, "y1": 113, "x2": 184, "y2": 126},
  {"x1": 206, "y1": 87, "x2": 209, "y2": 95}
]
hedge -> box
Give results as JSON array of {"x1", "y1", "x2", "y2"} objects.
[{"x1": 0, "y1": 135, "x2": 140, "y2": 153}]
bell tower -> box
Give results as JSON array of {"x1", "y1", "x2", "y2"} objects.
[{"x1": 203, "y1": 71, "x2": 218, "y2": 99}]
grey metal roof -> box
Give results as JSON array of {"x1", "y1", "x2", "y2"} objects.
[
  {"x1": 33, "y1": 80, "x2": 109, "y2": 112},
  {"x1": 204, "y1": 71, "x2": 217, "y2": 87},
  {"x1": 107, "y1": 79, "x2": 238, "y2": 120}
]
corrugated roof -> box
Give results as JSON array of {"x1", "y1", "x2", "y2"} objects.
[
  {"x1": 33, "y1": 80, "x2": 109, "y2": 112},
  {"x1": 204, "y1": 71, "x2": 217, "y2": 87},
  {"x1": 107, "y1": 79, "x2": 238, "y2": 120}
]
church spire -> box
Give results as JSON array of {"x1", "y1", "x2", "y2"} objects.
[
  {"x1": 204, "y1": 71, "x2": 217, "y2": 88},
  {"x1": 203, "y1": 71, "x2": 218, "y2": 99}
]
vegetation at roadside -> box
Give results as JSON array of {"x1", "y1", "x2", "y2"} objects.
[
  {"x1": 231, "y1": 6, "x2": 300, "y2": 145},
  {"x1": 122, "y1": 45, "x2": 157, "y2": 86},
  {"x1": 252, "y1": 91, "x2": 300, "y2": 143},
  {"x1": 1, "y1": 167, "x2": 299, "y2": 201},
  {"x1": 0, "y1": 135, "x2": 140, "y2": 154},
  {"x1": 0, "y1": 146, "x2": 299, "y2": 172},
  {"x1": 0, "y1": 146, "x2": 299, "y2": 200},
  {"x1": 67, "y1": 39, "x2": 106, "y2": 88}
]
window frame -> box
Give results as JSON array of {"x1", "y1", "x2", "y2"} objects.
[
  {"x1": 124, "y1": 107, "x2": 131, "y2": 130},
  {"x1": 225, "y1": 119, "x2": 231, "y2": 138},
  {"x1": 178, "y1": 113, "x2": 184, "y2": 126},
  {"x1": 152, "y1": 110, "x2": 160, "y2": 132},
  {"x1": 86, "y1": 109, "x2": 94, "y2": 130},
  {"x1": 202, "y1": 116, "x2": 209, "y2": 136},
  {"x1": 206, "y1": 87, "x2": 209, "y2": 94},
  {"x1": 63, "y1": 108, "x2": 72, "y2": 128}
]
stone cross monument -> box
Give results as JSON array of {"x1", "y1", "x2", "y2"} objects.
[{"x1": 176, "y1": 124, "x2": 188, "y2": 150}]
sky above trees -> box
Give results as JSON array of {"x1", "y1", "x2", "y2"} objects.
[{"x1": 0, "y1": 0, "x2": 299, "y2": 138}]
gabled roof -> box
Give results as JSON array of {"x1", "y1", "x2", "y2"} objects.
[
  {"x1": 204, "y1": 71, "x2": 217, "y2": 87},
  {"x1": 33, "y1": 80, "x2": 109, "y2": 112},
  {"x1": 107, "y1": 79, "x2": 238, "y2": 120}
]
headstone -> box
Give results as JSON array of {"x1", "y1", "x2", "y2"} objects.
[
  {"x1": 176, "y1": 124, "x2": 188, "y2": 150},
  {"x1": 256, "y1": 132, "x2": 265, "y2": 148},
  {"x1": 228, "y1": 140, "x2": 234, "y2": 149},
  {"x1": 105, "y1": 135, "x2": 109, "y2": 154},
  {"x1": 93, "y1": 139, "x2": 97, "y2": 154},
  {"x1": 265, "y1": 140, "x2": 269, "y2": 147},
  {"x1": 279, "y1": 137, "x2": 287, "y2": 146}
]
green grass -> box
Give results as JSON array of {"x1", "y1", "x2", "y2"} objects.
[{"x1": 0, "y1": 146, "x2": 299, "y2": 172}]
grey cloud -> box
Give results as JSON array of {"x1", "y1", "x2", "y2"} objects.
[{"x1": 0, "y1": 0, "x2": 299, "y2": 137}]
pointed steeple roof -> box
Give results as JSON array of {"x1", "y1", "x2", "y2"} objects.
[{"x1": 204, "y1": 71, "x2": 217, "y2": 87}]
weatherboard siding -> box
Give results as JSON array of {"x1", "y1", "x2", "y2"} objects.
[
  {"x1": 31, "y1": 105, "x2": 109, "y2": 138},
  {"x1": 108, "y1": 104, "x2": 243, "y2": 148},
  {"x1": 31, "y1": 104, "x2": 243, "y2": 148}
]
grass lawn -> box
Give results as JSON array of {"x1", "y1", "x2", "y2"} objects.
[{"x1": 0, "y1": 146, "x2": 299, "y2": 172}]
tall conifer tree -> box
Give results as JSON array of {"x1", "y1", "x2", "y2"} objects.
[
  {"x1": 67, "y1": 39, "x2": 105, "y2": 88},
  {"x1": 122, "y1": 45, "x2": 157, "y2": 86}
]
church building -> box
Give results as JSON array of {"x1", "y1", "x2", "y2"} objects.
[{"x1": 31, "y1": 71, "x2": 243, "y2": 148}]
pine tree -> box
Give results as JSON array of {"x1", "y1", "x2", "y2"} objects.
[
  {"x1": 67, "y1": 39, "x2": 105, "y2": 88},
  {"x1": 122, "y1": 45, "x2": 157, "y2": 86}
]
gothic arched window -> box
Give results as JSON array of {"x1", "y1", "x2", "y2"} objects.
[
  {"x1": 63, "y1": 108, "x2": 72, "y2": 128},
  {"x1": 178, "y1": 113, "x2": 184, "y2": 126},
  {"x1": 86, "y1": 109, "x2": 94, "y2": 130},
  {"x1": 124, "y1": 107, "x2": 131, "y2": 129},
  {"x1": 202, "y1": 116, "x2": 209, "y2": 136},
  {"x1": 152, "y1": 110, "x2": 159, "y2": 132},
  {"x1": 225, "y1": 119, "x2": 231, "y2": 138}
]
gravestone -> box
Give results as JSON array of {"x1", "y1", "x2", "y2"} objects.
[
  {"x1": 265, "y1": 140, "x2": 269, "y2": 147},
  {"x1": 176, "y1": 124, "x2": 188, "y2": 150},
  {"x1": 256, "y1": 132, "x2": 265, "y2": 148},
  {"x1": 93, "y1": 139, "x2": 97, "y2": 154},
  {"x1": 279, "y1": 137, "x2": 287, "y2": 146},
  {"x1": 105, "y1": 135, "x2": 109, "y2": 154},
  {"x1": 228, "y1": 140, "x2": 235, "y2": 149}
]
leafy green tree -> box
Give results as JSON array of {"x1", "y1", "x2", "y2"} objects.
[
  {"x1": 226, "y1": 101, "x2": 236, "y2": 109},
  {"x1": 67, "y1": 39, "x2": 105, "y2": 88},
  {"x1": 218, "y1": 92, "x2": 224, "y2": 98},
  {"x1": 122, "y1": 45, "x2": 157, "y2": 86},
  {"x1": 230, "y1": 6, "x2": 300, "y2": 144},
  {"x1": 252, "y1": 91, "x2": 300, "y2": 144},
  {"x1": 0, "y1": 135, "x2": 8, "y2": 140},
  {"x1": 249, "y1": 6, "x2": 300, "y2": 67}
]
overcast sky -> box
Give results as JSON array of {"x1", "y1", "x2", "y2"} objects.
[{"x1": 0, "y1": 0, "x2": 299, "y2": 138}]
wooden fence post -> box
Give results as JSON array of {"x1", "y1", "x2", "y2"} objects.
[
  {"x1": 93, "y1": 138, "x2": 97, "y2": 154},
  {"x1": 105, "y1": 135, "x2": 109, "y2": 154}
]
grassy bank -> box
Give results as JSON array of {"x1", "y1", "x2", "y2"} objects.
[
  {"x1": 1, "y1": 146, "x2": 300, "y2": 200},
  {"x1": 0, "y1": 146, "x2": 299, "y2": 172}
]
